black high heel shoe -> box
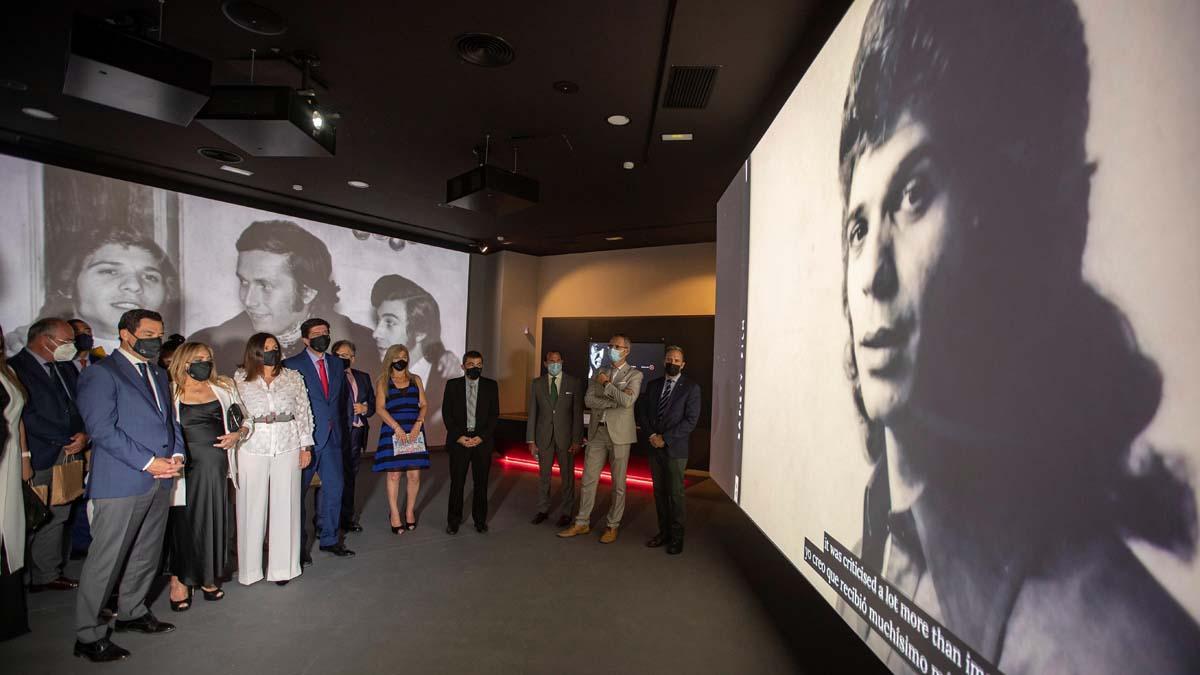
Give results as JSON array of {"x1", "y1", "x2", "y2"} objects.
[
  {"x1": 169, "y1": 587, "x2": 191, "y2": 612},
  {"x1": 201, "y1": 587, "x2": 224, "y2": 601},
  {"x1": 405, "y1": 516, "x2": 418, "y2": 531},
  {"x1": 390, "y1": 516, "x2": 403, "y2": 534}
]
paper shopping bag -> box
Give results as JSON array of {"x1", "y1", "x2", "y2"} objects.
[{"x1": 50, "y1": 457, "x2": 85, "y2": 505}]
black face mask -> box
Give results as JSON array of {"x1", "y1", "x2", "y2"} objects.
[
  {"x1": 187, "y1": 361, "x2": 214, "y2": 381},
  {"x1": 664, "y1": 363, "x2": 682, "y2": 377},
  {"x1": 132, "y1": 337, "x2": 162, "y2": 361},
  {"x1": 74, "y1": 334, "x2": 94, "y2": 353},
  {"x1": 391, "y1": 360, "x2": 408, "y2": 372},
  {"x1": 262, "y1": 349, "x2": 282, "y2": 366},
  {"x1": 309, "y1": 335, "x2": 331, "y2": 353},
  {"x1": 465, "y1": 367, "x2": 482, "y2": 380}
]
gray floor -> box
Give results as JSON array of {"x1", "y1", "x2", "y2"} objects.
[{"x1": 3, "y1": 453, "x2": 804, "y2": 675}]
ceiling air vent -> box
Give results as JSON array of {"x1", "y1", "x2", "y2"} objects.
[
  {"x1": 662, "y1": 65, "x2": 720, "y2": 109},
  {"x1": 455, "y1": 33, "x2": 516, "y2": 67}
]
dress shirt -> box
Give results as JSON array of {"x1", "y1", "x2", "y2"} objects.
[
  {"x1": 29, "y1": 350, "x2": 74, "y2": 401},
  {"x1": 234, "y1": 368, "x2": 316, "y2": 456},
  {"x1": 547, "y1": 373, "x2": 561, "y2": 395}
]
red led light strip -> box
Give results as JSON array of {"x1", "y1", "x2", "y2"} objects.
[{"x1": 499, "y1": 455, "x2": 656, "y2": 488}]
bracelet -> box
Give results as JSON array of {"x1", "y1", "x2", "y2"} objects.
[{"x1": 21, "y1": 452, "x2": 31, "y2": 458}]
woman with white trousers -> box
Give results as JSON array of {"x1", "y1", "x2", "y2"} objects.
[{"x1": 233, "y1": 333, "x2": 314, "y2": 586}]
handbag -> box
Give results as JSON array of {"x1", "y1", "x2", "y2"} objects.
[
  {"x1": 393, "y1": 430, "x2": 427, "y2": 455},
  {"x1": 23, "y1": 480, "x2": 53, "y2": 532},
  {"x1": 226, "y1": 403, "x2": 246, "y2": 431},
  {"x1": 50, "y1": 455, "x2": 86, "y2": 505}
]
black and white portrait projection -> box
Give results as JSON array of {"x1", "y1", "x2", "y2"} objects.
[
  {"x1": 0, "y1": 156, "x2": 468, "y2": 445},
  {"x1": 739, "y1": 1, "x2": 1200, "y2": 673}
]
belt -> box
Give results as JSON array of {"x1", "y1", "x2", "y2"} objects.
[{"x1": 254, "y1": 412, "x2": 295, "y2": 424}]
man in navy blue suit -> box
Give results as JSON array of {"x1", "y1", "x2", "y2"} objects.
[
  {"x1": 636, "y1": 345, "x2": 701, "y2": 555},
  {"x1": 73, "y1": 309, "x2": 184, "y2": 662},
  {"x1": 285, "y1": 318, "x2": 355, "y2": 562},
  {"x1": 332, "y1": 340, "x2": 374, "y2": 533}
]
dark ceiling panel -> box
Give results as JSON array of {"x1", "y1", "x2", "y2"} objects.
[{"x1": 0, "y1": 0, "x2": 849, "y2": 256}]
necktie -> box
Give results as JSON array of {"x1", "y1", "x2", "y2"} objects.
[
  {"x1": 657, "y1": 378, "x2": 674, "y2": 420},
  {"x1": 466, "y1": 381, "x2": 477, "y2": 431},
  {"x1": 78, "y1": 357, "x2": 87, "y2": 370},
  {"x1": 549, "y1": 376, "x2": 558, "y2": 405},
  {"x1": 136, "y1": 363, "x2": 161, "y2": 413},
  {"x1": 316, "y1": 357, "x2": 330, "y2": 398},
  {"x1": 46, "y1": 362, "x2": 73, "y2": 401}
]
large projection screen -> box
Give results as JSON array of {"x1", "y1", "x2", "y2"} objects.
[
  {"x1": 0, "y1": 156, "x2": 468, "y2": 445},
  {"x1": 741, "y1": 1, "x2": 1200, "y2": 673}
]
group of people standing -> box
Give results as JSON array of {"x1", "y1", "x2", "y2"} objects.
[{"x1": 0, "y1": 311, "x2": 700, "y2": 664}]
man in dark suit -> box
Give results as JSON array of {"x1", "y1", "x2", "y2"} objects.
[
  {"x1": 284, "y1": 318, "x2": 354, "y2": 561},
  {"x1": 73, "y1": 309, "x2": 184, "y2": 662},
  {"x1": 10, "y1": 318, "x2": 86, "y2": 592},
  {"x1": 333, "y1": 340, "x2": 375, "y2": 533},
  {"x1": 442, "y1": 350, "x2": 499, "y2": 534},
  {"x1": 189, "y1": 219, "x2": 379, "y2": 376},
  {"x1": 636, "y1": 345, "x2": 701, "y2": 555},
  {"x1": 67, "y1": 318, "x2": 99, "y2": 558},
  {"x1": 526, "y1": 350, "x2": 583, "y2": 527}
]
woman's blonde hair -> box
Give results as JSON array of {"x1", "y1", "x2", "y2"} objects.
[
  {"x1": 169, "y1": 341, "x2": 233, "y2": 399},
  {"x1": 376, "y1": 344, "x2": 410, "y2": 388}
]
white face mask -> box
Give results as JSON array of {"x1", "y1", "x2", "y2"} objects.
[{"x1": 53, "y1": 341, "x2": 77, "y2": 362}]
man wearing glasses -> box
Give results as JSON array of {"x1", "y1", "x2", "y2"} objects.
[{"x1": 559, "y1": 334, "x2": 642, "y2": 544}]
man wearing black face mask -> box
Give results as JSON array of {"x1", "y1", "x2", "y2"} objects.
[
  {"x1": 73, "y1": 309, "x2": 185, "y2": 662},
  {"x1": 441, "y1": 351, "x2": 499, "y2": 534},
  {"x1": 636, "y1": 345, "x2": 701, "y2": 555},
  {"x1": 68, "y1": 319, "x2": 103, "y2": 372},
  {"x1": 283, "y1": 318, "x2": 354, "y2": 562}
]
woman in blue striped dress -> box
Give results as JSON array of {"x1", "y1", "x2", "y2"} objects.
[{"x1": 373, "y1": 344, "x2": 429, "y2": 533}]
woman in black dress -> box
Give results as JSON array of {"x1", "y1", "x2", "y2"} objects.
[{"x1": 164, "y1": 342, "x2": 249, "y2": 610}]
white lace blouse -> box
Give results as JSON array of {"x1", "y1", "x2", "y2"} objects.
[{"x1": 234, "y1": 367, "x2": 315, "y2": 456}]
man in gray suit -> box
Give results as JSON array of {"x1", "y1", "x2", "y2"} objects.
[
  {"x1": 526, "y1": 350, "x2": 584, "y2": 527},
  {"x1": 559, "y1": 334, "x2": 642, "y2": 544}
]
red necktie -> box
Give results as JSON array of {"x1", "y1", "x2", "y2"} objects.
[{"x1": 317, "y1": 357, "x2": 330, "y2": 397}]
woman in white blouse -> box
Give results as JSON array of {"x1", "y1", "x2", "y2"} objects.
[
  {"x1": 0, "y1": 326, "x2": 32, "y2": 640},
  {"x1": 233, "y1": 333, "x2": 314, "y2": 586}
]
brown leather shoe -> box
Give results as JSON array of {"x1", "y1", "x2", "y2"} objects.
[
  {"x1": 557, "y1": 523, "x2": 591, "y2": 538},
  {"x1": 599, "y1": 527, "x2": 619, "y2": 544}
]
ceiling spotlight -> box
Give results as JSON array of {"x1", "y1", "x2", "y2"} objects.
[
  {"x1": 605, "y1": 236, "x2": 625, "y2": 241},
  {"x1": 622, "y1": 161, "x2": 635, "y2": 170},
  {"x1": 311, "y1": 110, "x2": 323, "y2": 130},
  {"x1": 552, "y1": 80, "x2": 579, "y2": 94},
  {"x1": 661, "y1": 132, "x2": 694, "y2": 141},
  {"x1": 220, "y1": 164, "x2": 254, "y2": 176},
  {"x1": 478, "y1": 243, "x2": 491, "y2": 254},
  {"x1": 347, "y1": 180, "x2": 369, "y2": 188},
  {"x1": 21, "y1": 107, "x2": 57, "y2": 120},
  {"x1": 607, "y1": 114, "x2": 631, "y2": 126},
  {"x1": 291, "y1": 184, "x2": 303, "y2": 191},
  {"x1": 496, "y1": 235, "x2": 506, "y2": 241}
]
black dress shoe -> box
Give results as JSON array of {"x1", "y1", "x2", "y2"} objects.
[
  {"x1": 319, "y1": 543, "x2": 356, "y2": 557},
  {"x1": 446, "y1": 523, "x2": 459, "y2": 535},
  {"x1": 555, "y1": 514, "x2": 573, "y2": 528},
  {"x1": 667, "y1": 541, "x2": 684, "y2": 555},
  {"x1": 343, "y1": 523, "x2": 364, "y2": 533},
  {"x1": 300, "y1": 552, "x2": 313, "y2": 568},
  {"x1": 531, "y1": 512, "x2": 548, "y2": 525},
  {"x1": 475, "y1": 522, "x2": 489, "y2": 533},
  {"x1": 275, "y1": 580, "x2": 290, "y2": 587},
  {"x1": 115, "y1": 612, "x2": 175, "y2": 634},
  {"x1": 30, "y1": 576, "x2": 80, "y2": 592},
  {"x1": 646, "y1": 534, "x2": 667, "y2": 548},
  {"x1": 74, "y1": 638, "x2": 130, "y2": 662}
]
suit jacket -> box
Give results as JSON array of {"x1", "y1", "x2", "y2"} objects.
[
  {"x1": 283, "y1": 350, "x2": 350, "y2": 450},
  {"x1": 442, "y1": 376, "x2": 499, "y2": 450},
  {"x1": 190, "y1": 311, "x2": 380, "y2": 377},
  {"x1": 584, "y1": 363, "x2": 642, "y2": 445},
  {"x1": 636, "y1": 374, "x2": 701, "y2": 460},
  {"x1": 526, "y1": 373, "x2": 584, "y2": 451},
  {"x1": 10, "y1": 349, "x2": 85, "y2": 471},
  {"x1": 76, "y1": 350, "x2": 186, "y2": 499},
  {"x1": 347, "y1": 368, "x2": 376, "y2": 428}
]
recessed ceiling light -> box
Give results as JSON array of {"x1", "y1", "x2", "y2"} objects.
[
  {"x1": 605, "y1": 236, "x2": 624, "y2": 241},
  {"x1": 21, "y1": 107, "x2": 57, "y2": 120},
  {"x1": 661, "y1": 133, "x2": 694, "y2": 141},
  {"x1": 496, "y1": 235, "x2": 505, "y2": 241},
  {"x1": 607, "y1": 114, "x2": 631, "y2": 126},
  {"x1": 622, "y1": 161, "x2": 635, "y2": 170},
  {"x1": 347, "y1": 180, "x2": 369, "y2": 189},
  {"x1": 291, "y1": 184, "x2": 304, "y2": 191},
  {"x1": 552, "y1": 80, "x2": 579, "y2": 94},
  {"x1": 220, "y1": 164, "x2": 253, "y2": 176}
]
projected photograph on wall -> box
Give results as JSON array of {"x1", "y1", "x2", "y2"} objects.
[
  {"x1": 586, "y1": 340, "x2": 663, "y2": 393},
  {"x1": 0, "y1": 156, "x2": 469, "y2": 444},
  {"x1": 738, "y1": 0, "x2": 1200, "y2": 673}
]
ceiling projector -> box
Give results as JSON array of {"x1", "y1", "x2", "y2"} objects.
[
  {"x1": 196, "y1": 85, "x2": 335, "y2": 157},
  {"x1": 446, "y1": 164, "x2": 539, "y2": 216}
]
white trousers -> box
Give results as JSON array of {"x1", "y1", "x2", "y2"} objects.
[{"x1": 236, "y1": 450, "x2": 302, "y2": 585}]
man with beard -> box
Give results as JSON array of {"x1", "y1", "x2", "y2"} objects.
[{"x1": 190, "y1": 220, "x2": 378, "y2": 375}]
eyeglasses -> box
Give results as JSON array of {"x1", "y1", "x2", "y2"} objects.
[{"x1": 607, "y1": 344, "x2": 625, "y2": 350}]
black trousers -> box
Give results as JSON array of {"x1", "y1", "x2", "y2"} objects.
[
  {"x1": 649, "y1": 447, "x2": 688, "y2": 544},
  {"x1": 340, "y1": 425, "x2": 368, "y2": 528},
  {"x1": 447, "y1": 442, "x2": 492, "y2": 526}
]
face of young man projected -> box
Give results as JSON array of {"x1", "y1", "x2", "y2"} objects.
[
  {"x1": 77, "y1": 243, "x2": 168, "y2": 339},
  {"x1": 844, "y1": 113, "x2": 966, "y2": 424},
  {"x1": 236, "y1": 250, "x2": 317, "y2": 336},
  {"x1": 373, "y1": 300, "x2": 412, "y2": 358}
]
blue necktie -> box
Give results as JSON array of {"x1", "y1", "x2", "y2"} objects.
[
  {"x1": 657, "y1": 379, "x2": 674, "y2": 421},
  {"x1": 136, "y1": 363, "x2": 162, "y2": 415}
]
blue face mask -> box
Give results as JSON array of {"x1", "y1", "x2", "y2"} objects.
[
  {"x1": 609, "y1": 347, "x2": 624, "y2": 363},
  {"x1": 547, "y1": 362, "x2": 563, "y2": 376}
]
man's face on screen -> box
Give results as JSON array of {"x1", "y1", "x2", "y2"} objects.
[
  {"x1": 236, "y1": 250, "x2": 316, "y2": 334},
  {"x1": 844, "y1": 115, "x2": 967, "y2": 424},
  {"x1": 373, "y1": 299, "x2": 412, "y2": 357},
  {"x1": 76, "y1": 243, "x2": 167, "y2": 337}
]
